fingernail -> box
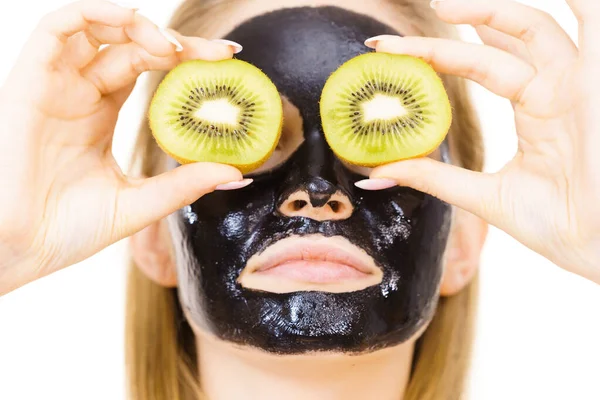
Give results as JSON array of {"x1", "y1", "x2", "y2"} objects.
[
  {"x1": 364, "y1": 35, "x2": 390, "y2": 49},
  {"x1": 109, "y1": 0, "x2": 139, "y2": 10},
  {"x1": 355, "y1": 178, "x2": 397, "y2": 191},
  {"x1": 216, "y1": 178, "x2": 253, "y2": 191},
  {"x1": 159, "y1": 28, "x2": 183, "y2": 52},
  {"x1": 211, "y1": 39, "x2": 243, "y2": 54},
  {"x1": 430, "y1": 0, "x2": 445, "y2": 9}
]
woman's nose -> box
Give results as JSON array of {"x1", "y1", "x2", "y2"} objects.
[{"x1": 278, "y1": 188, "x2": 353, "y2": 221}]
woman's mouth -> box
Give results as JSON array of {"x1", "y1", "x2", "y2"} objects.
[{"x1": 237, "y1": 235, "x2": 383, "y2": 293}]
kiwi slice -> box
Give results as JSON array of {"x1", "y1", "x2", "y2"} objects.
[
  {"x1": 319, "y1": 53, "x2": 452, "y2": 167},
  {"x1": 149, "y1": 59, "x2": 283, "y2": 173}
]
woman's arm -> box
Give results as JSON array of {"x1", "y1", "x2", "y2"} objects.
[
  {"x1": 0, "y1": 0, "x2": 247, "y2": 296},
  {"x1": 359, "y1": 0, "x2": 600, "y2": 285}
]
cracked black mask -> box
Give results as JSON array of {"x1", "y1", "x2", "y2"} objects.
[{"x1": 168, "y1": 6, "x2": 453, "y2": 354}]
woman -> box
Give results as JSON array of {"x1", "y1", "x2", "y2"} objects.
[{"x1": 0, "y1": 0, "x2": 598, "y2": 399}]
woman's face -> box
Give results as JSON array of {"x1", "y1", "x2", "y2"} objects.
[{"x1": 168, "y1": 3, "x2": 453, "y2": 355}]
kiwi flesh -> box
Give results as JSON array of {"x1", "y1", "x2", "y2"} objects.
[
  {"x1": 319, "y1": 53, "x2": 452, "y2": 167},
  {"x1": 149, "y1": 59, "x2": 283, "y2": 174}
]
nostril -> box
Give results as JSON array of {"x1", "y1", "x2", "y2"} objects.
[
  {"x1": 279, "y1": 191, "x2": 353, "y2": 220},
  {"x1": 292, "y1": 200, "x2": 308, "y2": 211},
  {"x1": 328, "y1": 200, "x2": 341, "y2": 213}
]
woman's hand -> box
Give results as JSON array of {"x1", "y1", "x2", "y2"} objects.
[
  {"x1": 0, "y1": 0, "x2": 247, "y2": 295},
  {"x1": 359, "y1": 0, "x2": 600, "y2": 284}
]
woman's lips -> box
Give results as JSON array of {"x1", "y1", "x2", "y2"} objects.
[
  {"x1": 260, "y1": 260, "x2": 369, "y2": 282},
  {"x1": 238, "y1": 235, "x2": 383, "y2": 294}
]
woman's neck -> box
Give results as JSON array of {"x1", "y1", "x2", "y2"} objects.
[{"x1": 196, "y1": 334, "x2": 414, "y2": 400}]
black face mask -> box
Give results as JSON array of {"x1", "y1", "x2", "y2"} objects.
[{"x1": 169, "y1": 6, "x2": 452, "y2": 355}]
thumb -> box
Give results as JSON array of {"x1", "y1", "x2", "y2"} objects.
[
  {"x1": 357, "y1": 157, "x2": 498, "y2": 220},
  {"x1": 114, "y1": 162, "x2": 249, "y2": 239}
]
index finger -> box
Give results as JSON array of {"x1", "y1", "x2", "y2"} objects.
[
  {"x1": 431, "y1": 0, "x2": 577, "y2": 69},
  {"x1": 23, "y1": 0, "x2": 136, "y2": 66},
  {"x1": 82, "y1": 32, "x2": 240, "y2": 96},
  {"x1": 371, "y1": 35, "x2": 536, "y2": 104}
]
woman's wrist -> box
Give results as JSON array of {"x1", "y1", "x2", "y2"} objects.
[
  {"x1": 0, "y1": 244, "x2": 29, "y2": 296},
  {"x1": 561, "y1": 243, "x2": 600, "y2": 285},
  {"x1": 0, "y1": 221, "x2": 44, "y2": 296},
  {"x1": 581, "y1": 248, "x2": 600, "y2": 285}
]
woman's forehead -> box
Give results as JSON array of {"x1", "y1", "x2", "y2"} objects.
[
  {"x1": 221, "y1": 7, "x2": 399, "y2": 114},
  {"x1": 205, "y1": 0, "x2": 422, "y2": 40}
]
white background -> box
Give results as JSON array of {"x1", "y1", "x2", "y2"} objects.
[{"x1": 0, "y1": 1, "x2": 598, "y2": 399}]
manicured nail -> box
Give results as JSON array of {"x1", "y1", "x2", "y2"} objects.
[
  {"x1": 109, "y1": 0, "x2": 139, "y2": 10},
  {"x1": 159, "y1": 28, "x2": 183, "y2": 52},
  {"x1": 364, "y1": 35, "x2": 390, "y2": 49},
  {"x1": 355, "y1": 178, "x2": 397, "y2": 191},
  {"x1": 216, "y1": 178, "x2": 253, "y2": 191},
  {"x1": 211, "y1": 39, "x2": 243, "y2": 54},
  {"x1": 430, "y1": 0, "x2": 445, "y2": 9}
]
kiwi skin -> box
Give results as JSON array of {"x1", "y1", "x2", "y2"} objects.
[
  {"x1": 148, "y1": 59, "x2": 284, "y2": 175},
  {"x1": 319, "y1": 53, "x2": 452, "y2": 168}
]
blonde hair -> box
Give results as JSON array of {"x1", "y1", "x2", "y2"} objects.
[{"x1": 126, "y1": 1, "x2": 484, "y2": 399}]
